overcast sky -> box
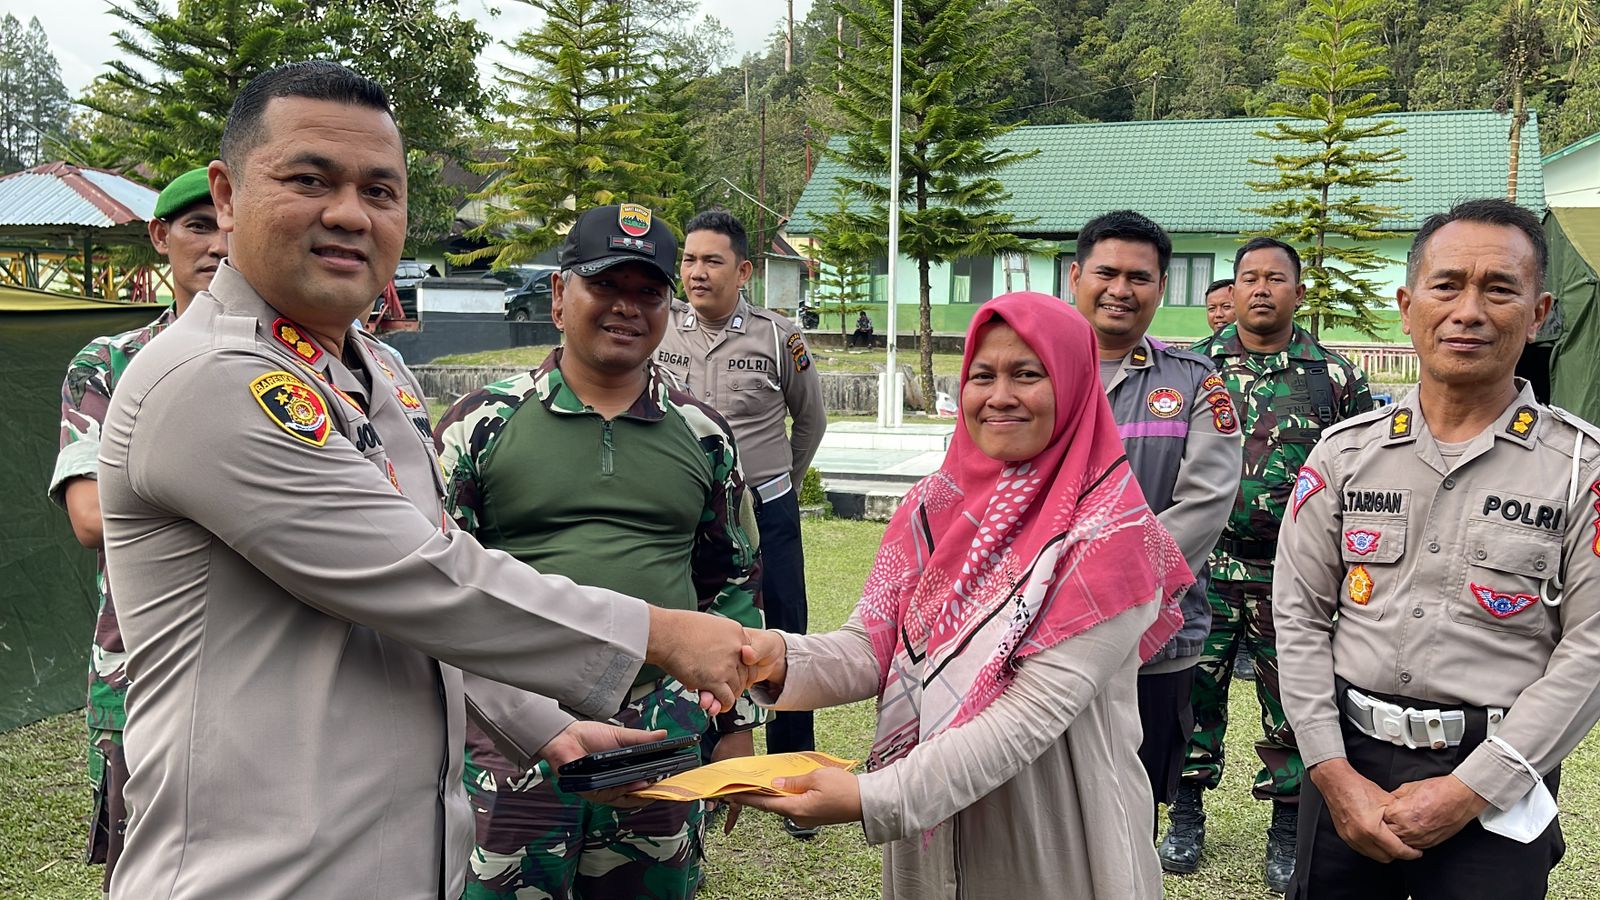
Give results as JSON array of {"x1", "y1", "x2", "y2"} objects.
[{"x1": 20, "y1": 0, "x2": 813, "y2": 97}]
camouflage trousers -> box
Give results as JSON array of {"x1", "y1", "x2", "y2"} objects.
[
  {"x1": 1181, "y1": 577, "x2": 1304, "y2": 803},
  {"x1": 86, "y1": 727, "x2": 129, "y2": 890},
  {"x1": 461, "y1": 678, "x2": 709, "y2": 900}
]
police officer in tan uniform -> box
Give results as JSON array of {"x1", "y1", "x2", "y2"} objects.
[
  {"x1": 1275, "y1": 198, "x2": 1600, "y2": 899},
  {"x1": 97, "y1": 62, "x2": 755, "y2": 900},
  {"x1": 655, "y1": 210, "x2": 826, "y2": 834}
]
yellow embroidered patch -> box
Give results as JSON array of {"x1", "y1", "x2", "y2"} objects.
[{"x1": 251, "y1": 371, "x2": 331, "y2": 446}]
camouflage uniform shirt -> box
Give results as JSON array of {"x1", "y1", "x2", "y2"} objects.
[
  {"x1": 434, "y1": 348, "x2": 768, "y2": 730},
  {"x1": 1191, "y1": 323, "x2": 1373, "y2": 583},
  {"x1": 48, "y1": 307, "x2": 177, "y2": 734}
]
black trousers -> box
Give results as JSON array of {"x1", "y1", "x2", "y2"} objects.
[
  {"x1": 1289, "y1": 684, "x2": 1564, "y2": 900},
  {"x1": 1137, "y1": 665, "x2": 1197, "y2": 808},
  {"x1": 756, "y1": 489, "x2": 813, "y2": 754}
]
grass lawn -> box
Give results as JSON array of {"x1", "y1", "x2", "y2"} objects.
[{"x1": 7, "y1": 518, "x2": 1600, "y2": 897}]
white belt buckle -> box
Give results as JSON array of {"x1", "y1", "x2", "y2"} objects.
[{"x1": 1369, "y1": 697, "x2": 1418, "y2": 749}]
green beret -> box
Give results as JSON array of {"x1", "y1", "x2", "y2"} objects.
[{"x1": 153, "y1": 167, "x2": 214, "y2": 220}]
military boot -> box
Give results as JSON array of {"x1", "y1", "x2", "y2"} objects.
[
  {"x1": 1157, "y1": 782, "x2": 1206, "y2": 874},
  {"x1": 1264, "y1": 800, "x2": 1298, "y2": 893}
]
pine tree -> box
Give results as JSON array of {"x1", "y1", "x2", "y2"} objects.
[
  {"x1": 1247, "y1": 0, "x2": 1408, "y2": 339},
  {"x1": 809, "y1": 184, "x2": 874, "y2": 338},
  {"x1": 0, "y1": 15, "x2": 72, "y2": 170},
  {"x1": 825, "y1": 0, "x2": 1036, "y2": 412},
  {"x1": 83, "y1": 0, "x2": 488, "y2": 246},
  {"x1": 458, "y1": 0, "x2": 691, "y2": 269}
]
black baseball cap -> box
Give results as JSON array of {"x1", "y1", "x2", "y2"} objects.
[{"x1": 557, "y1": 203, "x2": 678, "y2": 286}]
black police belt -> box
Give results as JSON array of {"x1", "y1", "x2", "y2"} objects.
[
  {"x1": 1344, "y1": 685, "x2": 1504, "y2": 751},
  {"x1": 754, "y1": 472, "x2": 793, "y2": 504},
  {"x1": 1219, "y1": 536, "x2": 1277, "y2": 560}
]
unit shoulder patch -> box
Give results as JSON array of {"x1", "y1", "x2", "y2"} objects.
[
  {"x1": 785, "y1": 332, "x2": 811, "y2": 372},
  {"x1": 251, "y1": 371, "x2": 331, "y2": 446},
  {"x1": 1291, "y1": 466, "x2": 1327, "y2": 520}
]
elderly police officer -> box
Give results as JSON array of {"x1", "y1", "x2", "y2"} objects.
[
  {"x1": 1171, "y1": 237, "x2": 1374, "y2": 892},
  {"x1": 1276, "y1": 198, "x2": 1600, "y2": 899},
  {"x1": 48, "y1": 166, "x2": 226, "y2": 890},
  {"x1": 97, "y1": 61, "x2": 753, "y2": 900},
  {"x1": 1066, "y1": 210, "x2": 1242, "y2": 820},
  {"x1": 655, "y1": 210, "x2": 827, "y2": 831}
]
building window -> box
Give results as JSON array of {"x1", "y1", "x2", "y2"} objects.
[
  {"x1": 950, "y1": 254, "x2": 993, "y2": 303},
  {"x1": 1165, "y1": 253, "x2": 1215, "y2": 306}
]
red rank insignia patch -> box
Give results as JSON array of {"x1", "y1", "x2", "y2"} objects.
[
  {"x1": 1344, "y1": 529, "x2": 1380, "y2": 556},
  {"x1": 1470, "y1": 582, "x2": 1537, "y2": 619},
  {"x1": 395, "y1": 385, "x2": 424, "y2": 411},
  {"x1": 374, "y1": 353, "x2": 397, "y2": 381},
  {"x1": 272, "y1": 317, "x2": 323, "y2": 365},
  {"x1": 1291, "y1": 466, "x2": 1326, "y2": 520},
  {"x1": 251, "y1": 371, "x2": 331, "y2": 446},
  {"x1": 1148, "y1": 387, "x2": 1183, "y2": 419},
  {"x1": 1347, "y1": 565, "x2": 1373, "y2": 605}
]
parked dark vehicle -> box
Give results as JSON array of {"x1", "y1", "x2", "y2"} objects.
[
  {"x1": 503, "y1": 265, "x2": 559, "y2": 322},
  {"x1": 798, "y1": 299, "x2": 820, "y2": 330},
  {"x1": 391, "y1": 260, "x2": 438, "y2": 317}
]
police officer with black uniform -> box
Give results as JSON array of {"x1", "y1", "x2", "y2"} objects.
[
  {"x1": 1276, "y1": 199, "x2": 1600, "y2": 899},
  {"x1": 655, "y1": 211, "x2": 827, "y2": 838}
]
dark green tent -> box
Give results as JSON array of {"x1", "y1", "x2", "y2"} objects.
[
  {"x1": 1546, "y1": 208, "x2": 1600, "y2": 425},
  {"x1": 1, "y1": 286, "x2": 163, "y2": 732}
]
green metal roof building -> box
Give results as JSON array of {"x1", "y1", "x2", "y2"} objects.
[{"x1": 788, "y1": 110, "x2": 1543, "y2": 341}]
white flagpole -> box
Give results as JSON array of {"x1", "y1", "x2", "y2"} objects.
[{"x1": 880, "y1": 0, "x2": 904, "y2": 428}]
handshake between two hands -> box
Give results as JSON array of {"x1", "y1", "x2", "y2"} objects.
[{"x1": 645, "y1": 609, "x2": 790, "y2": 717}]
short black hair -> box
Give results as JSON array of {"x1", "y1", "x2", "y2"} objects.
[
  {"x1": 1407, "y1": 198, "x2": 1547, "y2": 291},
  {"x1": 1074, "y1": 210, "x2": 1172, "y2": 274},
  {"x1": 1205, "y1": 278, "x2": 1235, "y2": 295},
  {"x1": 220, "y1": 61, "x2": 395, "y2": 168},
  {"x1": 685, "y1": 209, "x2": 750, "y2": 262},
  {"x1": 1234, "y1": 237, "x2": 1302, "y2": 281}
]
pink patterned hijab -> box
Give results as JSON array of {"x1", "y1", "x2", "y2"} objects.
[{"x1": 858, "y1": 292, "x2": 1189, "y2": 770}]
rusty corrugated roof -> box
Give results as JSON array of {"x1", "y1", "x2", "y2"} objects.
[{"x1": 0, "y1": 161, "x2": 157, "y2": 229}]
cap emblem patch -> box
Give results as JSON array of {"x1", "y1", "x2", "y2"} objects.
[{"x1": 618, "y1": 203, "x2": 652, "y2": 237}]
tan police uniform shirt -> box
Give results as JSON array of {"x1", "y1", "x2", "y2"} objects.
[
  {"x1": 1275, "y1": 383, "x2": 1600, "y2": 810},
  {"x1": 98, "y1": 262, "x2": 649, "y2": 900},
  {"x1": 655, "y1": 297, "x2": 827, "y2": 492}
]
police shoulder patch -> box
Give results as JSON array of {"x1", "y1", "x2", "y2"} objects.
[
  {"x1": 271, "y1": 317, "x2": 323, "y2": 365},
  {"x1": 1589, "y1": 481, "x2": 1600, "y2": 558},
  {"x1": 786, "y1": 331, "x2": 811, "y2": 371},
  {"x1": 251, "y1": 371, "x2": 331, "y2": 446},
  {"x1": 1291, "y1": 466, "x2": 1327, "y2": 520}
]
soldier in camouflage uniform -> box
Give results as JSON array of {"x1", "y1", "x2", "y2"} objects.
[
  {"x1": 45, "y1": 167, "x2": 224, "y2": 889},
  {"x1": 434, "y1": 204, "x2": 766, "y2": 900},
  {"x1": 1162, "y1": 237, "x2": 1374, "y2": 893}
]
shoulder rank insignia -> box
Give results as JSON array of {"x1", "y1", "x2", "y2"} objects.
[
  {"x1": 1291, "y1": 465, "x2": 1326, "y2": 520},
  {"x1": 1347, "y1": 565, "x2": 1373, "y2": 606},
  {"x1": 1344, "y1": 529, "x2": 1380, "y2": 556},
  {"x1": 1470, "y1": 582, "x2": 1537, "y2": 619},
  {"x1": 271, "y1": 317, "x2": 323, "y2": 365},
  {"x1": 1506, "y1": 405, "x2": 1537, "y2": 438},
  {"x1": 373, "y1": 353, "x2": 397, "y2": 382},
  {"x1": 395, "y1": 384, "x2": 424, "y2": 411},
  {"x1": 1131, "y1": 346, "x2": 1148, "y2": 366},
  {"x1": 1147, "y1": 387, "x2": 1183, "y2": 418},
  {"x1": 1390, "y1": 408, "x2": 1412, "y2": 439},
  {"x1": 785, "y1": 331, "x2": 811, "y2": 372},
  {"x1": 251, "y1": 371, "x2": 331, "y2": 446},
  {"x1": 731, "y1": 314, "x2": 744, "y2": 330}
]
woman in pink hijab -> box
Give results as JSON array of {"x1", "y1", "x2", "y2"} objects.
[{"x1": 737, "y1": 292, "x2": 1191, "y2": 899}]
